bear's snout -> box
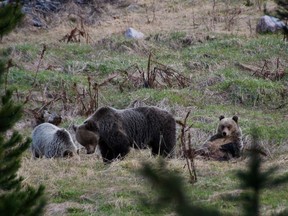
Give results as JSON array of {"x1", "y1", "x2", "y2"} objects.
[
  {"x1": 86, "y1": 145, "x2": 96, "y2": 154},
  {"x1": 63, "y1": 150, "x2": 74, "y2": 158},
  {"x1": 87, "y1": 150, "x2": 94, "y2": 154},
  {"x1": 222, "y1": 132, "x2": 227, "y2": 136}
]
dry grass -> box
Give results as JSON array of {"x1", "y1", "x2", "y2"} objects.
[
  {"x1": 0, "y1": 0, "x2": 268, "y2": 46},
  {"x1": 18, "y1": 147, "x2": 288, "y2": 215},
  {"x1": 2, "y1": 0, "x2": 288, "y2": 215},
  {"x1": 17, "y1": 150, "x2": 221, "y2": 215}
]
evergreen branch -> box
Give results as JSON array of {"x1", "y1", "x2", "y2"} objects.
[
  {"x1": 0, "y1": 3, "x2": 46, "y2": 215},
  {"x1": 140, "y1": 160, "x2": 221, "y2": 216},
  {"x1": 0, "y1": 91, "x2": 23, "y2": 133}
]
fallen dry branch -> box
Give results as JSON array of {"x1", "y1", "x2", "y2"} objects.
[
  {"x1": 73, "y1": 81, "x2": 95, "y2": 116},
  {"x1": 60, "y1": 27, "x2": 85, "y2": 43},
  {"x1": 152, "y1": 66, "x2": 190, "y2": 88},
  {"x1": 73, "y1": 75, "x2": 119, "y2": 116},
  {"x1": 236, "y1": 59, "x2": 286, "y2": 81},
  {"x1": 117, "y1": 64, "x2": 146, "y2": 91},
  {"x1": 148, "y1": 56, "x2": 191, "y2": 88},
  {"x1": 115, "y1": 54, "x2": 191, "y2": 90},
  {"x1": 59, "y1": 17, "x2": 93, "y2": 44},
  {"x1": 98, "y1": 74, "x2": 119, "y2": 87},
  {"x1": 87, "y1": 54, "x2": 191, "y2": 92}
]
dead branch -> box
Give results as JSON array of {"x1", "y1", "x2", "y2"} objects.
[
  {"x1": 98, "y1": 74, "x2": 119, "y2": 87},
  {"x1": 224, "y1": 8, "x2": 242, "y2": 31},
  {"x1": 105, "y1": 54, "x2": 191, "y2": 91},
  {"x1": 38, "y1": 97, "x2": 62, "y2": 113},
  {"x1": 25, "y1": 97, "x2": 62, "y2": 127},
  {"x1": 150, "y1": 59, "x2": 191, "y2": 88},
  {"x1": 178, "y1": 111, "x2": 197, "y2": 184},
  {"x1": 59, "y1": 17, "x2": 93, "y2": 44},
  {"x1": 85, "y1": 76, "x2": 98, "y2": 115},
  {"x1": 147, "y1": 52, "x2": 153, "y2": 87},
  {"x1": 235, "y1": 60, "x2": 286, "y2": 81},
  {"x1": 32, "y1": 44, "x2": 47, "y2": 86},
  {"x1": 72, "y1": 75, "x2": 117, "y2": 116}
]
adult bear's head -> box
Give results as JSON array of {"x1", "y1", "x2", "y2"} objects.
[{"x1": 73, "y1": 119, "x2": 99, "y2": 154}]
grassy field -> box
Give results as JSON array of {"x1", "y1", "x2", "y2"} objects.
[{"x1": 1, "y1": 0, "x2": 288, "y2": 215}]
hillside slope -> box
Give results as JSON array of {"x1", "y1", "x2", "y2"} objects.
[{"x1": 1, "y1": 0, "x2": 288, "y2": 215}]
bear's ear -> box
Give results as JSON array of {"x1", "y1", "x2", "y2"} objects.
[
  {"x1": 219, "y1": 115, "x2": 225, "y2": 121},
  {"x1": 84, "y1": 120, "x2": 98, "y2": 132},
  {"x1": 232, "y1": 115, "x2": 238, "y2": 123}
]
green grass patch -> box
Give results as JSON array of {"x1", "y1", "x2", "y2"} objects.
[
  {"x1": 8, "y1": 68, "x2": 86, "y2": 91},
  {"x1": 216, "y1": 77, "x2": 286, "y2": 107},
  {"x1": 67, "y1": 207, "x2": 87, "y2": 215},
  {"x1": 52, "y1": 189, "x2": 83, "y2": 203}
]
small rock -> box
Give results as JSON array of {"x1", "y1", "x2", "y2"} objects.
[
  {"x1": 126, "y1": 4, "x2": 141, "y2": 12},
  {"x1": 124, "y1": 27, "x2": 144, "y2": 39}
]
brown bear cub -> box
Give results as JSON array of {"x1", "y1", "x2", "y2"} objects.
[
  {"x1": 198, "y1": 115, "x2": 243, "y2": 161},
  {"x1": 73, "y1": 106, "x2": 176, "y2": 163}
]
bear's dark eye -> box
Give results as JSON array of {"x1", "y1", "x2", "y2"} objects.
[{"x1": 227, "y1": 126, "x2": 231, "y2": 130}]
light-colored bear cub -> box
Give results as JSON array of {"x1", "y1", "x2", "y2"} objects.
[{"x1": 31, "y1": 123, "x2": 78, "y2": 158}]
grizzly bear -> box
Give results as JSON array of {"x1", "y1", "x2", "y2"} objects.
[
  {"x1": 31, "y1": 123, "x2": 79, "y2": 158},
  {"x1": 198, "y1": 115, "x2": 243, "y2": 161},
  {"x1": 73, "y1": 106, "x2": 176, "y2": 163}
]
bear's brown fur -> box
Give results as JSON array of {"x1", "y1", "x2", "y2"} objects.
[
  {"x1": 73, "y1": 106, "x2": 176, "y2": 163},
  {"x1": 198, "y1": 115, "x2": 243, "y2": 161}
]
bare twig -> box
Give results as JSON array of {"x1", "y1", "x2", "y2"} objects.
[
  {"x1": 178, "y1": 111, "x2": 197, "y2": 184},
  {"x1": 59, "y1": 16, "x2": 93, "y2": 44},
  {"x1": 246, "y1": 19, "x2": 253, "y2": 36},
  {"x1": 147, "y1": 52, "x2": 152, "y2": 87},
  {"x1": 32, "y1": 44, "x2": 47, "y2": 86},
  {"x1": 235, "y1": 60, "x2": 286, "y2": 81}
]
